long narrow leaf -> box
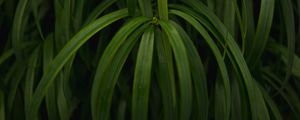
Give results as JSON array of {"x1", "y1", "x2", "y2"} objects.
[
  {"x1": 159, "y1": 20, "x2": 192, "y2": 120},
  {"x1": 169, "y1": 10, "x2": 231, "y2": 119},
  {"x1": 154, "y1": 28, "x2": 177, "y2": 120},
  {"x1": 279, "y1": 0, "x2": 295, "y2": 81},
  {"x1": 158, "y1": 0, "x2": 168, "y2": 20},
  {"x1": 43, "y1": 34, "x2": 58, "y2": 120},
  {"x1": 91, "y1": 17, "x2": 150, "y2": 120},
  {"x1": 138, "y1": 0, "x2": 153, "y2": 17},
  {"x1": 12, "y1": 0, "x2": 29, "y2": 60},
  {"x1": 24, "y1": 46, "x2": 40, "y2": 115},
  {"x1": 27, "y1": 9, "x2": 129, "y2": 119},
  {"x1": 132, "y1": 26, "x2": 154, "y2": 120},
  {"x1": 247, "y1": 0, "x2": 275, "y2": 67},
  {"x1": 171, "y1": 2, "x2": 270, "y2": 119},
  {"x1": 171, "y1": 21, "x2": 208, "y2": 120}
]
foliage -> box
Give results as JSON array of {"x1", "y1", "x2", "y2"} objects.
[{"x1": 0, "y1": 0, "x2": 299, "y2": 119}]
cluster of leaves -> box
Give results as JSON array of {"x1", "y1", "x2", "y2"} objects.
[{"x1": 0, "y1": 0, "x2": 299, "y2": 119}]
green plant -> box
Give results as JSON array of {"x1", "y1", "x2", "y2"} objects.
[{"x1": 0, "y1": 0, "x2": 299, "y2": 120}]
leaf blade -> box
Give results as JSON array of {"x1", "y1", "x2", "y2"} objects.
[
  {"x1": 27, "y1": 9, "x2": 129, "y2": 119},
  {"x1": 132, "y1": 26, "x2": 155, "y2": 120},
  {"x1": 159, "y1": 20, "x2": 192, "y2": 120}
]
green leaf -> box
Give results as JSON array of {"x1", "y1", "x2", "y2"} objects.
[
  {"x1": 258, "y1": 85, "x2": 282, "y2": 120},
  {"x1": 158, "y1": 0, "x2": 168, "y2": 20},
  {"x1": 83, "y1": 0, "x2": 117, "y2": 26},
  {"x1": 43, "y1": 34, "x2": 59, "y2": 120},
  {"x1": 154, "y1": 28, "x2": 177, "y2": 120},
  {"x1": 138, "y1": 0, "x2": 153, "y2": 17},
  {"x1": 169, "y1": 10, "x2": 230, "y2": 120},
  {"x1": 222, "y1": 0, "x2": 235, "y2": 35},
  {"x1": 27, "y1": 9, "x2": 128, "y2": 120},
  {"x1": 171, "y1": 21, "x2": 208, "y2": 120},
  {"x1": 7, "y1": 62, "x2": 25, "y2": 115},
  {"x1": 246, "y1": 0, "x2": 275, "y2": 67},
  {"x1": 91, "y1": 17, "x2": 150, "y2": 120},
  {"x1": 24, "y1": 46, "x2": 40, "y2": 115},
  {"x1": 159, "y1": 20, "x2": 192, "y2": 120},
  {"x1": 73, "y1": 0, "x2": 85, "y2": 31},
  {"x1": 57, "y1": 73, "x2": 69, "y2": 120},
  {"x1": 279, "y1": 0, "x2": 295, "y2": 81},
  {"x1": 132, "y1": 26, "x2": 154, "y2": 120},
  {"x1": 171, "y1": 2, "x2": 270, "y2": 119},
  {"x1": 62, "y1": 0, "x2": 71, "y2": 42},
  {"x1": 30, "y1": 0, "x2": 45, "y2": 40},
  {"x1": 12, "y1": 0, "x2": 29, "y2": 60}
]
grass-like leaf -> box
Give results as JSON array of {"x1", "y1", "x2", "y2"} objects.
[
  {"x1": 279, "y1": 0, "x2": 296, "y2": 81},
  {"x1": 158, "y1": 0, "x2": 168, "y2": 20},
  {"x1": 154, "y1": 28, "x2": 177, "y2": 120},
  {"x1": 159, "y1": 20, "x2": 192, "y2": 120},
  {"x1": 1, "y1": 0, "x2": 299, "y2": 119},
  {"x1": 12, "y1": 0, "x2": 29, "y2": 60},
  {"x1": 24, "y1": 46, "x2": 40, "y2": 117},
  {"x1": 27, "y1": 9, "x2": 129, "y2": 119},
  {"x1": 171, "y1": 21, "x2": 208, "y2": 120},
  {"x1": 83, "y1": 0, "x2": 117, "y2": 26},
  {"x1": 169, "y1": 10, "x2": 231, "y2": 119},
  {"x1": 171, "y1": 2, "x2": 270, "y2": 119},
  {"x1": 91, "y1": 17, "x2": 150, "y2": 120},
  {"x1": 43, "y1": 34, "x2": 58, "y2": 120},
  {"x1": 246, "y1": 0, "x2": 275, "y2": 67},
  {"x1": 138, "y1": 0, "x2": 153, "y2": 17},
  {"x1": 132, "y1": 26, "x2": 154, "y2": 120}
]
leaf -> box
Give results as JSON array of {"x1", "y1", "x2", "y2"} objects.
[
  {"x1": 43, "y1": 34, "x2": 59, "y2": 120},
  {"x1": 12, "y1": 0, "x2": 29, "y2": 60},
  {"x1": 73, "y1": 0, "x2": 85, "y2": 30},
  {"x1": 159, "y1": 20, "x2": 192, "y2": 120},
  {"x1": 222, "y1": 0, "x2": 235, "y2": 35},
  {"x1": 57, "y1": 54, "x2": 75, "y2": 120},
  {"x1": 169, "y1": 10, "x2": 230, "y2": 120},
  {"x1": 154, "y1": 28, "x2": 177, "y2": 120},
  {"x1": 83, "y1": 0, "x2": 117, "y2": 26},
  {"x1": 171, "y1": 2, "x2": 270, "y2": 119},
  {"x1": 258, "y1": 85, "x2": 282, "y2": 120},
  {"x1": 62, "y1": 0, "x2": 71, "y2": 42},
  {"x1": 7, "y1": 62, "x2": 25, "y2": 115},
  {"x1": 91, "y1": 17, "x2": 150, "y2": 120},
  {"x1": 246, "y1": 0, "x2": 275, "y2": 67},
  {"x1": 171, "y1": 21, "x2": 208, "y2": 120},
  {"x1": 132, "y1": 26, "x2": 154, "y2": 120},
  {"x1": 30, "y1": 0, "x2": 45, "y2": 40},
  {"x1": 158, "y1": 0, "x2": 168, "y2": 20},
  {"x1": 27, "y1": 9, "x2": 129, "y2": 120},
  {"x1": 24, "y1": 46, "x2": 40, "y2": 114},
  {"x1": 138, "y1": 0, "x2": 153, "y2": 17},
  {"x1": 279, "y1": 0, "x2": 296, "y2": 81}
]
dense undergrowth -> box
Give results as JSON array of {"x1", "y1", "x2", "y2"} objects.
[{"x1": 0, "y1": 0, "x2": 300, "y2": 120}]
